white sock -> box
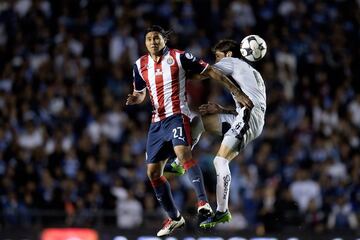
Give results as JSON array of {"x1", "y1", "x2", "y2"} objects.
[
  {"x1": 214, "y1": 156, "x2": 231, "y2": 212},
  {"x1": 174, "y1": 158, "x2": 180, "y2": 165}
]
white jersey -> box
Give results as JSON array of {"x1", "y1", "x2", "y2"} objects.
[{"x1": 214, "y1": 57, "x2": 266, "y2": 113}]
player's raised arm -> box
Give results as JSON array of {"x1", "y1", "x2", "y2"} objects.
[
  {"x1": 179, "y1": 51, "x2": 253, "y2": 109},
  {"x1": 202, "y1": 66, "x2": 254, "y2": 109}
]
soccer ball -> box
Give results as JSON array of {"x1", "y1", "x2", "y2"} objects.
[{"x1": 240, "y1": 35, "x2": 267, "y2": 62}]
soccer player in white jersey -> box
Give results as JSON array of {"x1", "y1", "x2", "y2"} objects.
[
  {"x1": 126, "y1": 26, "x2": 252, "y2": 236},
  {"x1": 196, "y1": 39, "x2": 267, "y2": 228}
]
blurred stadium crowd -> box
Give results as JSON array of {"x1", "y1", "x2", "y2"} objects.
[{"x1": 0, "y1": 0, "x2": 359, "y2": 235}]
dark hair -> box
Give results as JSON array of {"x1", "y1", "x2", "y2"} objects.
[
  {"x1": 212, "y1": 39, "x2": 241, "y2": 58},
  {"x1": 145, "y1": 25, "x2": 172, "y2": 41}
]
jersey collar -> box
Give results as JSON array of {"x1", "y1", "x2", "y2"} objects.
[{"x1": 149, "y1": 46, "x2": 170, "y2": 63}]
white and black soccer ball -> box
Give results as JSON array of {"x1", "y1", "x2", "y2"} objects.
[{"x1": 240, "y1": 35, "x2": 267, "y2": 62}]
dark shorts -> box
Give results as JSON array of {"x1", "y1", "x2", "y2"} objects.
[{"x1": 146, "y1": 114, "x2": 191, "y2": 163}]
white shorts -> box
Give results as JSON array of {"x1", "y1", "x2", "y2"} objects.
[{"x1": 219, "y1": 106, "x2": 265, "y2": 151}]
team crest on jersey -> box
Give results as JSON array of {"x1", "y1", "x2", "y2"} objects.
[{"x1": 166, "y1": 57, "x2": 174, "y2": 65}]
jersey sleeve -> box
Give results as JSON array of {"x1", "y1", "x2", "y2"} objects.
[
  {"x1": 133, "y1": 64, "x2": 146, "y2": 92},
  {"x1": 180, "y1": 51, "x2": 209, "y2": 74},
  {"x1": 213, "y1": 57, "x2": 234, "y2": 76}
]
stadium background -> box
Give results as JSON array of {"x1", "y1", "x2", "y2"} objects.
[{"x1": 0, "y1": 0, "x2": 359, "y2": 239}]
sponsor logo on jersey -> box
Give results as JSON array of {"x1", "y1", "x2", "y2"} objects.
[{"x1": 155, "y1": 68, "x2": 163, "y2": 76}]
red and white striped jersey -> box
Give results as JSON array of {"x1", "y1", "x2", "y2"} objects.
[{"x1": 133, "y1": 47, "x2": 208, "y2": 122}]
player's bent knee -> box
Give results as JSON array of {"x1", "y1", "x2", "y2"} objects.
[
  {"x1": 147, "y1": 167, "x2": 162, "y2": 180},
  {"x1": 147, "y1": 171, "x2": 162, "y2": 180},
  {"x1": 217, "y1": 145, "x2": 238, "y2": 161},
  {"x1": 177, "y1": 153, "x2": 192, "y2": 163},
  {"x1": 216, "y1": 136, "x2": 241, "y2": 160},
  {"x1": 174, "y1": 145, "x2": 192, "y2": 163},
  {"x1": 217, "y1": 144, "x2": 231, "y2": 156},
  {"x1": 147, "y1": 172, "x2": 163, "y2": 180},
  {"x1": 202, "y1": 114, "x2": 222, "y2": 135}
]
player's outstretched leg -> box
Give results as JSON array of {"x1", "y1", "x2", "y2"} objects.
[{"x1": 200, "y1": 155, "x2": 232, "y2": 228}]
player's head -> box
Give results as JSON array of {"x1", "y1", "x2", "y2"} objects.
[
  {"x1": 212, "y1": 39, "x2": 241, "y2": 62},
  {"x1": 144, "y1": 25, "x2": 171, "y2": 56}
]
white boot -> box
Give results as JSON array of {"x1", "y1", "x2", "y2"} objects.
[{"x1": 156, "y1": 216, "x2": 185, "y2": 237}]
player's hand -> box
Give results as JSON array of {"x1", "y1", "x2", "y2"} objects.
[
  {"x1": 233, "y1": 93, "x2": 254, "y2": 109},
  {"x1": 126, "y1": 91, "x2": 146, "y2": 105},
  {"x1": 126, "y1": 94, "x2": 139, "y2": 105},
  {"x1": 199, "y1": 102, "x2": 222, "y2": 115}
]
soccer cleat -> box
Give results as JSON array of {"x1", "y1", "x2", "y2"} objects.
[
  {"x1": 170, "y1": 161, "x2": 185, "y2": 176},
  {"x1": 197, "y1": 200, "x2": 213, "y2": 217},
  {"x1": 157, "y1": 216, "x2": 185, "y2": 237},
  {"x1": 199, "y1": 210, "x2": 232, "y2": 228}
]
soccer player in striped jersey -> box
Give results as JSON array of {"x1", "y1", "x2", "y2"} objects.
[{"x1": 126, "y1": 26, "x2": 252, "y2": 237}]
